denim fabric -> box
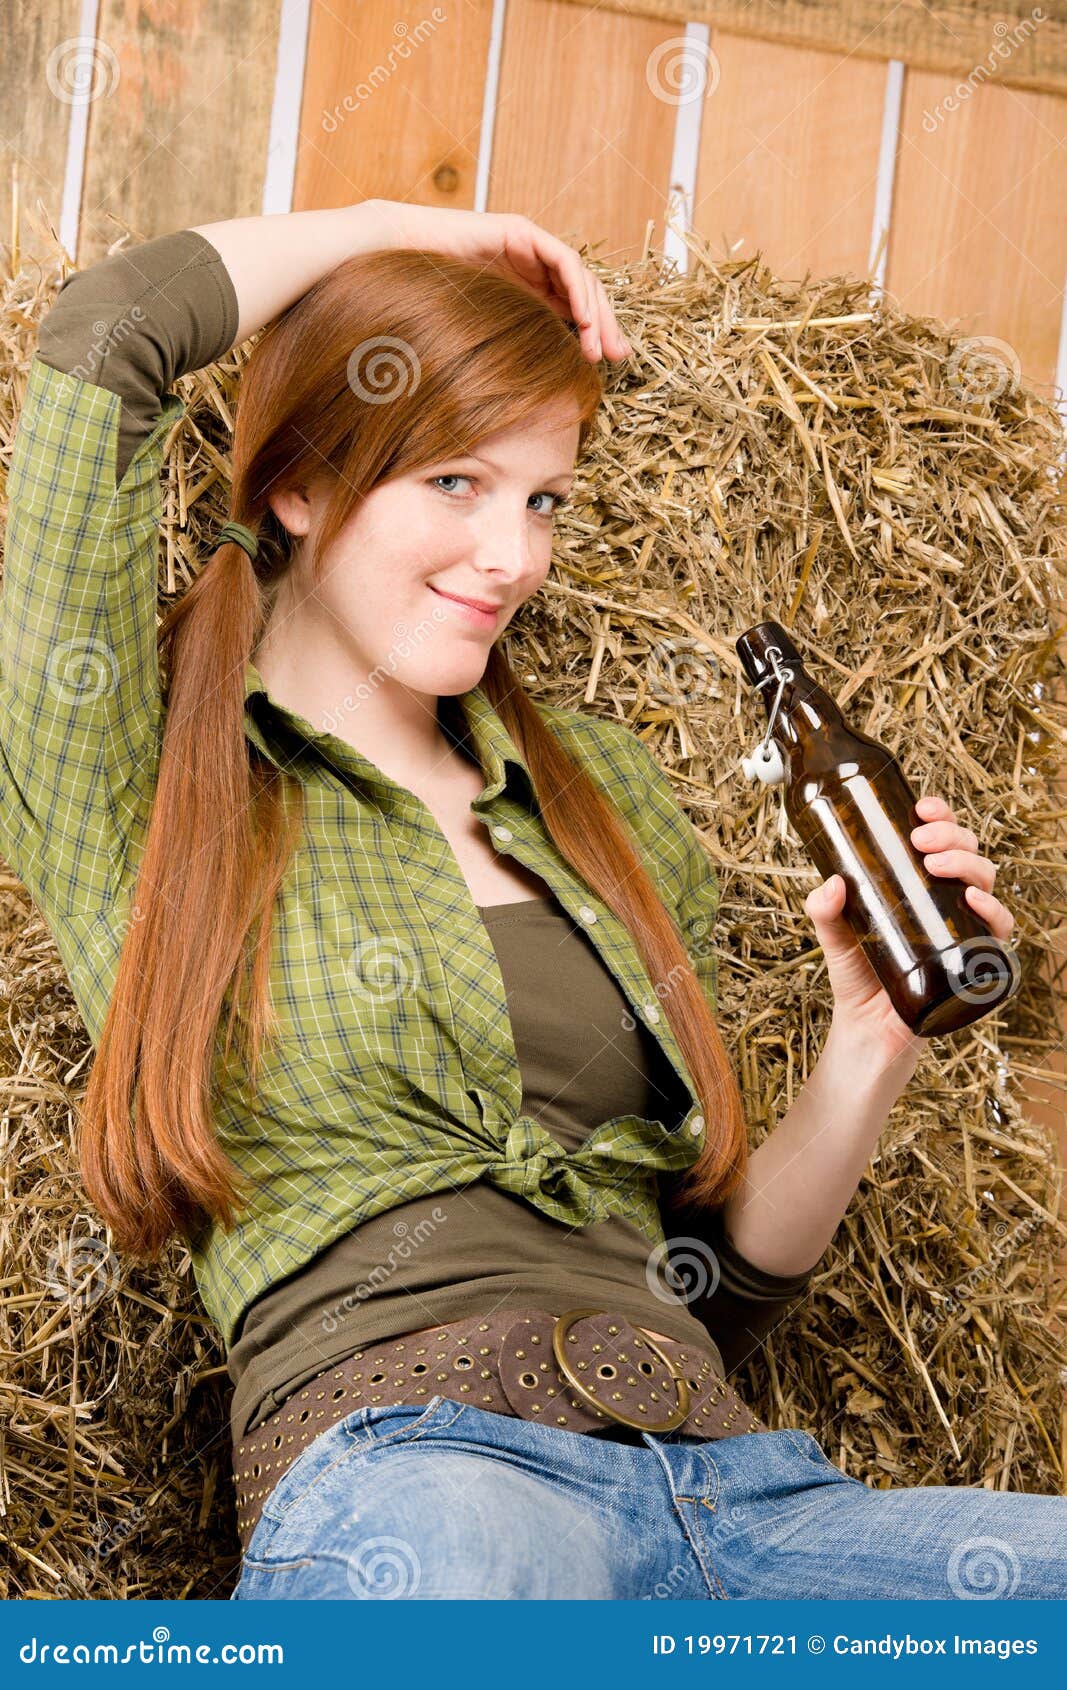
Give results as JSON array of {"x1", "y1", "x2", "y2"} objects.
[{"x1": 229, "y1": 1395, "x2": 1067, "y2": 1600}]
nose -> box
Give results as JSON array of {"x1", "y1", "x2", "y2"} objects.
[{"x1": 469, "y1": 501, "x2": 537, "y2": 585}]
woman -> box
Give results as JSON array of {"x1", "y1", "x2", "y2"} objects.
[{"x1": 2, "y1": 199, "x2": 1062, "y2": 1601}]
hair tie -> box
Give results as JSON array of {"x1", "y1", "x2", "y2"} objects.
[{"x1": 215, "y1": 520, "x2": 259, "y2": 561}]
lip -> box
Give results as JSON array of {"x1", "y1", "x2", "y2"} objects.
[{"x1": 429, "y1": 585, "x2": 503, "y2": 624}]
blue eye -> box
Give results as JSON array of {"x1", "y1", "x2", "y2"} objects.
[
  {"x1": 529, "y1": 491, "x2": 570, "y2": 517},
  {"x1": 430, "y1": 476, "x2": 569, "y2": 517}
]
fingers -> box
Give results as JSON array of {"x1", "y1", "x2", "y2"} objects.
[
  {"x1": 920, "y1": 846, "x2": 997, "y2": 892},
  {"x1": 914, "y1": 794, "x2": 954, "y2": 822},
  {"x1": 911, "y1": 819, "x2": 979, "y2": 854},
  {"x1": 804, "y1": 873, "x2": 846, "y2": 921},
  {"x1": 911, "y1": 794, "x2": 1013, "y2": 930},
  {"x1": 912, "y1": 794, "x2": 978, "y2": 860},
  {"x1": 511, "y1": 217, "x2": 630, "y2": 361},
  {"x1": 514, "y1": 222, "x2": 598, "y2": 353},
  {"x1": 963, "y1": 883, "x2": 1015, "y2": 938},
  {"x1": 591, "y1": 271, "x2": 632, "y2": 357},
  {"x1": 824, "y1": 789, "x2": 1014, "y2": 941}
]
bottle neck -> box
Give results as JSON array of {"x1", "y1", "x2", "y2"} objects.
[{"x1": 758, "y1": 667, "x2": 846, "y2": 749}]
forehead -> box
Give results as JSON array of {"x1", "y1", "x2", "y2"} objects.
[{"x1": 455, "y1": 404, "x2": 582, "y2": 474}]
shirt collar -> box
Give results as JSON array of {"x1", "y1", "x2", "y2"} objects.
[{"x1": 241, "y1": 658, "x2": 535, "y2": 807}]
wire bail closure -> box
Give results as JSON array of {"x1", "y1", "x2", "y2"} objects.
[{"x1": 740, "y1": 644, "x2": 792, "y2": 785}]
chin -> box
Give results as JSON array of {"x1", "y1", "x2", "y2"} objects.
[{"x1": 411, "y1": 655, "x2": 491, "y2": 697}]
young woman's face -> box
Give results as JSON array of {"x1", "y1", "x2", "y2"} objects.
[{"x1": 266, "y1": 397, "x2": 582, "y2": 701}]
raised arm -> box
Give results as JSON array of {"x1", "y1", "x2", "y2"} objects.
[
  {"x1": 0, "y1": 207, "x2": 392, "y2": 934},
  {"x1": 189, "y1": 202, "x2": 390, "y2": 350}
]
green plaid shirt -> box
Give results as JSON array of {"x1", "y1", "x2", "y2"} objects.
[{"x1": 1, "y1": 353, "x2": 723, "y2": 1354}]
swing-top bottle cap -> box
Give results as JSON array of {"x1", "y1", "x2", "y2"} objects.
[{"x1": 735, "y1": 620, "x2": 806, "y2": 689}]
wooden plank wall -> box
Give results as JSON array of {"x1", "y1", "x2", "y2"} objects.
[
  {"x1": 1, "y1": 0, "x2": 1064, "y2": 1244},
  {"x1": 3, "y1": 2, "x2": 1063, "y2": 387}
]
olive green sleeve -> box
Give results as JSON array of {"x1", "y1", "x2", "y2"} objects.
[
  {"x1": 35, "y1": 228, "x2": 239, "y2": 487},
  {"x1": 659, "y1": 1178, "x2": 822, "y2": 1373}
]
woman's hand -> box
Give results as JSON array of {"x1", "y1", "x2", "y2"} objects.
[
  {"x1": 803, "y1": 793, "x2": 1016, "y2": 1063},
  {"x1": 364, "y1": 200, "x2": 632, "y2": 364}
]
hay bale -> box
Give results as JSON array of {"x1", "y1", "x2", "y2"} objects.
[{"x1": 1, "y1": 219, "x2": 1065, "y2": 1599}]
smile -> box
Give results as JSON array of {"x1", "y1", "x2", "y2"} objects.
[{"x1": 428, "y1": 586, "x2": 501, "y2": 626}]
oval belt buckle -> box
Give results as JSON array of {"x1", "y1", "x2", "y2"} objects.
[{"x1": 551, "y1": 1306, "x2": 691, "y2": 1434}]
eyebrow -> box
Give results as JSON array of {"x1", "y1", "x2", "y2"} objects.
[{"x1": 449, "y1": 450, "x2": 574, "y2": 488}]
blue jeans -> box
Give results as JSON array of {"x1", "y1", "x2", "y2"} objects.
[{"x1": 229, "y1": 1394, "x2": 1067, "y2": 1600}]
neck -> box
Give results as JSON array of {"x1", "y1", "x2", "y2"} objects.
[{"x1": 251, "y1": 620, "x2": 473, "y2": 790}]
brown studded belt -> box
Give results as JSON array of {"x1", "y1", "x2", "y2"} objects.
[{"x1": 232, "y1": 1303, "x2": 767, "y2": 1556}]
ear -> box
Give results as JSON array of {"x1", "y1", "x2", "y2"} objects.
[{"x1": 266, "y1": 483, "x2": 315, "y2": 539}]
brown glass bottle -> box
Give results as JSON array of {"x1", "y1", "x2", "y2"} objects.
[{"x1": 735, "y1": 620, "x2": 1020, "y2": 1036}]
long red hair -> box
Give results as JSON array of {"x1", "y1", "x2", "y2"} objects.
[{"x1": 76, "y1": 247, "x2": 748, "y2": 1257}]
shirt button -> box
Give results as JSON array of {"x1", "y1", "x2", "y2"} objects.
[
  {"x1": 689, "y1": 1113, "x2": 705, "y2": 1135},
  {"x1": 577, "y1": 904, "x2": 597, "y2": 924},
  {"x1": 492, "y1": 825, "x2": 514, "y2": 843},
  {"x1": 642, "y1": 1002, "x2": 661, "y2": 1023}
]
